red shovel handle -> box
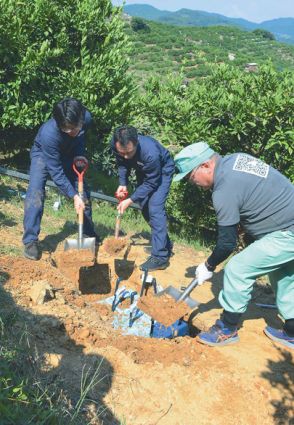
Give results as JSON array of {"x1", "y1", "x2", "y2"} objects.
[
  {"x1": 115, "y1": 190, "x2": 129, "y2": 203},
  {"x1": 73, "y1": 157, "x2": 88, "y2": 198},
  {"x1": 73, "y1": 157, "x2": 88, "y2": 185}
]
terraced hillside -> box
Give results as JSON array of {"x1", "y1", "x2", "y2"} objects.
[{"x1": 124, "y1": 19, "x2": 294, "y2": 83}]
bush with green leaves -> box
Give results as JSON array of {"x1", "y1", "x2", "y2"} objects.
[
  {"x1": 0, "y1": 0, "x2": 134, "y2": 155},
  {"x1": 253, "y1": 29, "x2": 275, "y2": 41},
  {"x1": 133, "y1": 64, "x2": 294, "y2": 238},
  {"x1": 131, "y1": 17, "x2": 151, "y2": 33}
]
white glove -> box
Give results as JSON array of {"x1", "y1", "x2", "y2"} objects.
[{"x1": 195, "y1": 262, "x2": 213, "y2": 285}]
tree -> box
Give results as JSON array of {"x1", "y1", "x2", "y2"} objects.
[
  {"x1": 0, "y1": 0, "x2": 135, "y2": 154},
  {"x1": 131, "y1": 17, "x2": 151, "y2": 33},
  {"x1": 253, "y1": 29, "x2": 275, "y2": 41},
  {"x1": 133, "y1": 64, "x2": 294, "y2": 238}
]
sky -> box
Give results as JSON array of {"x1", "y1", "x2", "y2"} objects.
[{"x1": 112, "y1": 0, "x2": 294, "y2": 23}]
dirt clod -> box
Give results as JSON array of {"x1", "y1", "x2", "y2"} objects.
[
  {"x1": 103, "y1": 237, "x2": 128, "y2": 255},
  {"x1": 28, "y1": 280, "x2": 55, "y2": 305},
  {"x1": 137, "y1": 293, "x2": 190, "y2": 327}
]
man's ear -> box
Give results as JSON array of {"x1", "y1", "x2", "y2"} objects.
[{"x1": 201, "y1": 161, "x2": 210, "y2": 169}]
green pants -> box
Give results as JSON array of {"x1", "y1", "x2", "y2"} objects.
[{"x1": 219, "y1": 230, "x2": 294, "y2": 320}]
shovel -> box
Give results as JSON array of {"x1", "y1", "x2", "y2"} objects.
[
  {"x1": 156, "y1": 277, "x2": 200, "y2": 313},
  {"x1": 114, "y1": 190, "x2": 128, "y2": 238},
  {"x1": 64, "y1": 157, "x2": 95, "y2": 256}
]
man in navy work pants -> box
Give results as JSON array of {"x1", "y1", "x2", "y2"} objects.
[
  {"x1": 23, "y1": 98, "x2": 98, "y2": 260},
  {"x1": 174, "y1": 142, "x2": 294, "y2": 350},
  {"x1": 111, "y1": 126, "x2": 175, "y2": 271}
]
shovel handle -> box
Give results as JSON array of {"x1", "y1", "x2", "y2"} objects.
[
  {"x1": 73, "y1": 157, "x2": 89, "y2": 188},
  {"x1": 73, "y1": 157, "x2": 89, "y2": 241},
  {"x1": 115, "y1": 190, "x2": 129, "y2": 202},
  {"x1": 114, "y1": 216, "x2": 121, "y2": 238},
  {"x1": 177, "y1": 277, "x2": 199, "y2": 302},
  {"x1": 114, "y1": 190, "x2": 128, "y2": 238}
]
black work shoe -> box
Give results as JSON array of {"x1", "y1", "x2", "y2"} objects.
[
  {"x1": 140, "y1": 256, "x2": 169, "y2": 271},
  {"x1": 24, "y1": 241, "x2": 41, "y2": 261},
  {"x1": 144, "y1": 246, "x2": 174, "y2": 257}
]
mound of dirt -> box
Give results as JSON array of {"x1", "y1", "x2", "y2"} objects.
[
  {"x1": 53, "y1": 249, "x2": 95, "y2": 287},
  {"x1": 137, "y1": 293, "x2": 190, "y2": 327},
  {"x1": 103, "y1": 237, "x2": 128, "y2": 255},
  {"x1": 54, "y1": 249, "x2": 95, "y2": 268}
]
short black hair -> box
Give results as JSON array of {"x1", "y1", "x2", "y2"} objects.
[
  {"x1": 113, "y1": 126, "x2": 138, "y2": 147},
  {"x1": 53, "y1": 98, "x2": 85, "y2": 129}
]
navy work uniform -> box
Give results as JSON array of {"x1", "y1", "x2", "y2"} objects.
[
  {"x1": 23, "y1": 111, "x2": 96, "y2": 245},
  {"x1": 111, "y1": 135, "x2": 175, "y2": 260}
]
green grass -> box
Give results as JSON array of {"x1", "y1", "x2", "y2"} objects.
[{"x1": 0, "y1": 285, "x2": 69, "y2": 425}]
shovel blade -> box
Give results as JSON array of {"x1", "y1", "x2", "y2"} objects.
[
  {"x1": 156, "y1": 285, "x2": 200, "y2": 310},
  {"x1": 64, "y1": 237, "x2": 96, "y2": 257}
]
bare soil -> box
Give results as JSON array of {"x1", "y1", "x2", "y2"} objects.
[{"x1": 0, "y1": 227, "x2": 293, "y2": 425}]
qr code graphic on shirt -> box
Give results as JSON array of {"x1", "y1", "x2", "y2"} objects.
[{"x1": 233, "y1": 154, "x2": 269, "y2": 178}]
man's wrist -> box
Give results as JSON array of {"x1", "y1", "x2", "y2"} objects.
[{"x1": 205, "y1": 260, "x2": 215, "y2": 272}]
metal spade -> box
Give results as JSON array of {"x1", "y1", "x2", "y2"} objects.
[
  {"x1": 64, "y1": 156, "x2": 95, "y2": 257},
  {"x1": 155, "y1": 277, "x2": 200, "y2": 312}
]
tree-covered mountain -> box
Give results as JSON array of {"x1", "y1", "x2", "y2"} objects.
[
  {"x1": 125, "y1": 19, "x2": 294, "y2": 83},
  {"x1": 124, "y1": 4, "x2": 294, "y2": 44}
]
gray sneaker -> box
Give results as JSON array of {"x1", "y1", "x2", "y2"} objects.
[{"x1": 24, "y1": 241, "x2": 41, "y2": 260}]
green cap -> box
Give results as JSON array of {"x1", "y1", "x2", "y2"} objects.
[{"x1": 173, "y1": 142, "x2": 215, "y2": 182}]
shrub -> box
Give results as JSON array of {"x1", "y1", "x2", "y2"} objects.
[
  {"x1": 133, "y1": 64, "x2": 294, "y2": 237},
  {"x1": 0, "y1": 0, "x2": 135, "y2": 155},
  {"x1": 131, "y1": 17, "x2": 151, "y2": 33},
  {"x1": 253, "y1": 29, "x2": 275, "y2": 41}
]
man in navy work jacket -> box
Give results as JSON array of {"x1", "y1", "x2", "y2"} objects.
[
  {"x1": 174, "y1": 142, "x2": 294, "y2": 350},
  {"x1": 111, "y1": 126, "x2": 175, "y2": 271},
  {"x1": 23, "y1": 98, "x2": 98, "y2": 260}
]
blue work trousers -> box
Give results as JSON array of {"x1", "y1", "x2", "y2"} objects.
[
  {"x1": 140, "y1": 173, "x2": 173, "y2": 260},
  {"x1": 23, "y1": 153, "x2": 95, "y2": 245}
]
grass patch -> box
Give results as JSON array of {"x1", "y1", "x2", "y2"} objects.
[{"x1": 0, "y1": 285, "x2": 70, "y2": 425}]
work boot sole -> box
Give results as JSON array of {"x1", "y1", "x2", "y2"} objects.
[
  {"x1": 264, "y1": 328, "x2": 294, "y2": 349},
  {"x1": 197, "y1": 335, "x2": 240, "y2": 346}
]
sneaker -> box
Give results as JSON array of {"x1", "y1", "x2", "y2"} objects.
[
  {"x1": 24, "y1": 241, "x2": 41, "y2": 261},
  {"x1": 264, "y1": 326, "x2": 294, "y2": 349},
  {"x1": 197, "y1": 319, "x2": 239, "y2": 347},
  {"x1": 140, "y1": 256, "x2": 169, "y2": 271}
]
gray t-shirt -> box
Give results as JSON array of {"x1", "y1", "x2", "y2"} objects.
[{"x1": 212, "y1": 153, "x2": 294, "y2": 238}]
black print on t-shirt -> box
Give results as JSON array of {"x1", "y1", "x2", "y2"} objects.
[{"x1": 233, "y1": 154, "x2": 269, "y2": 178}]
